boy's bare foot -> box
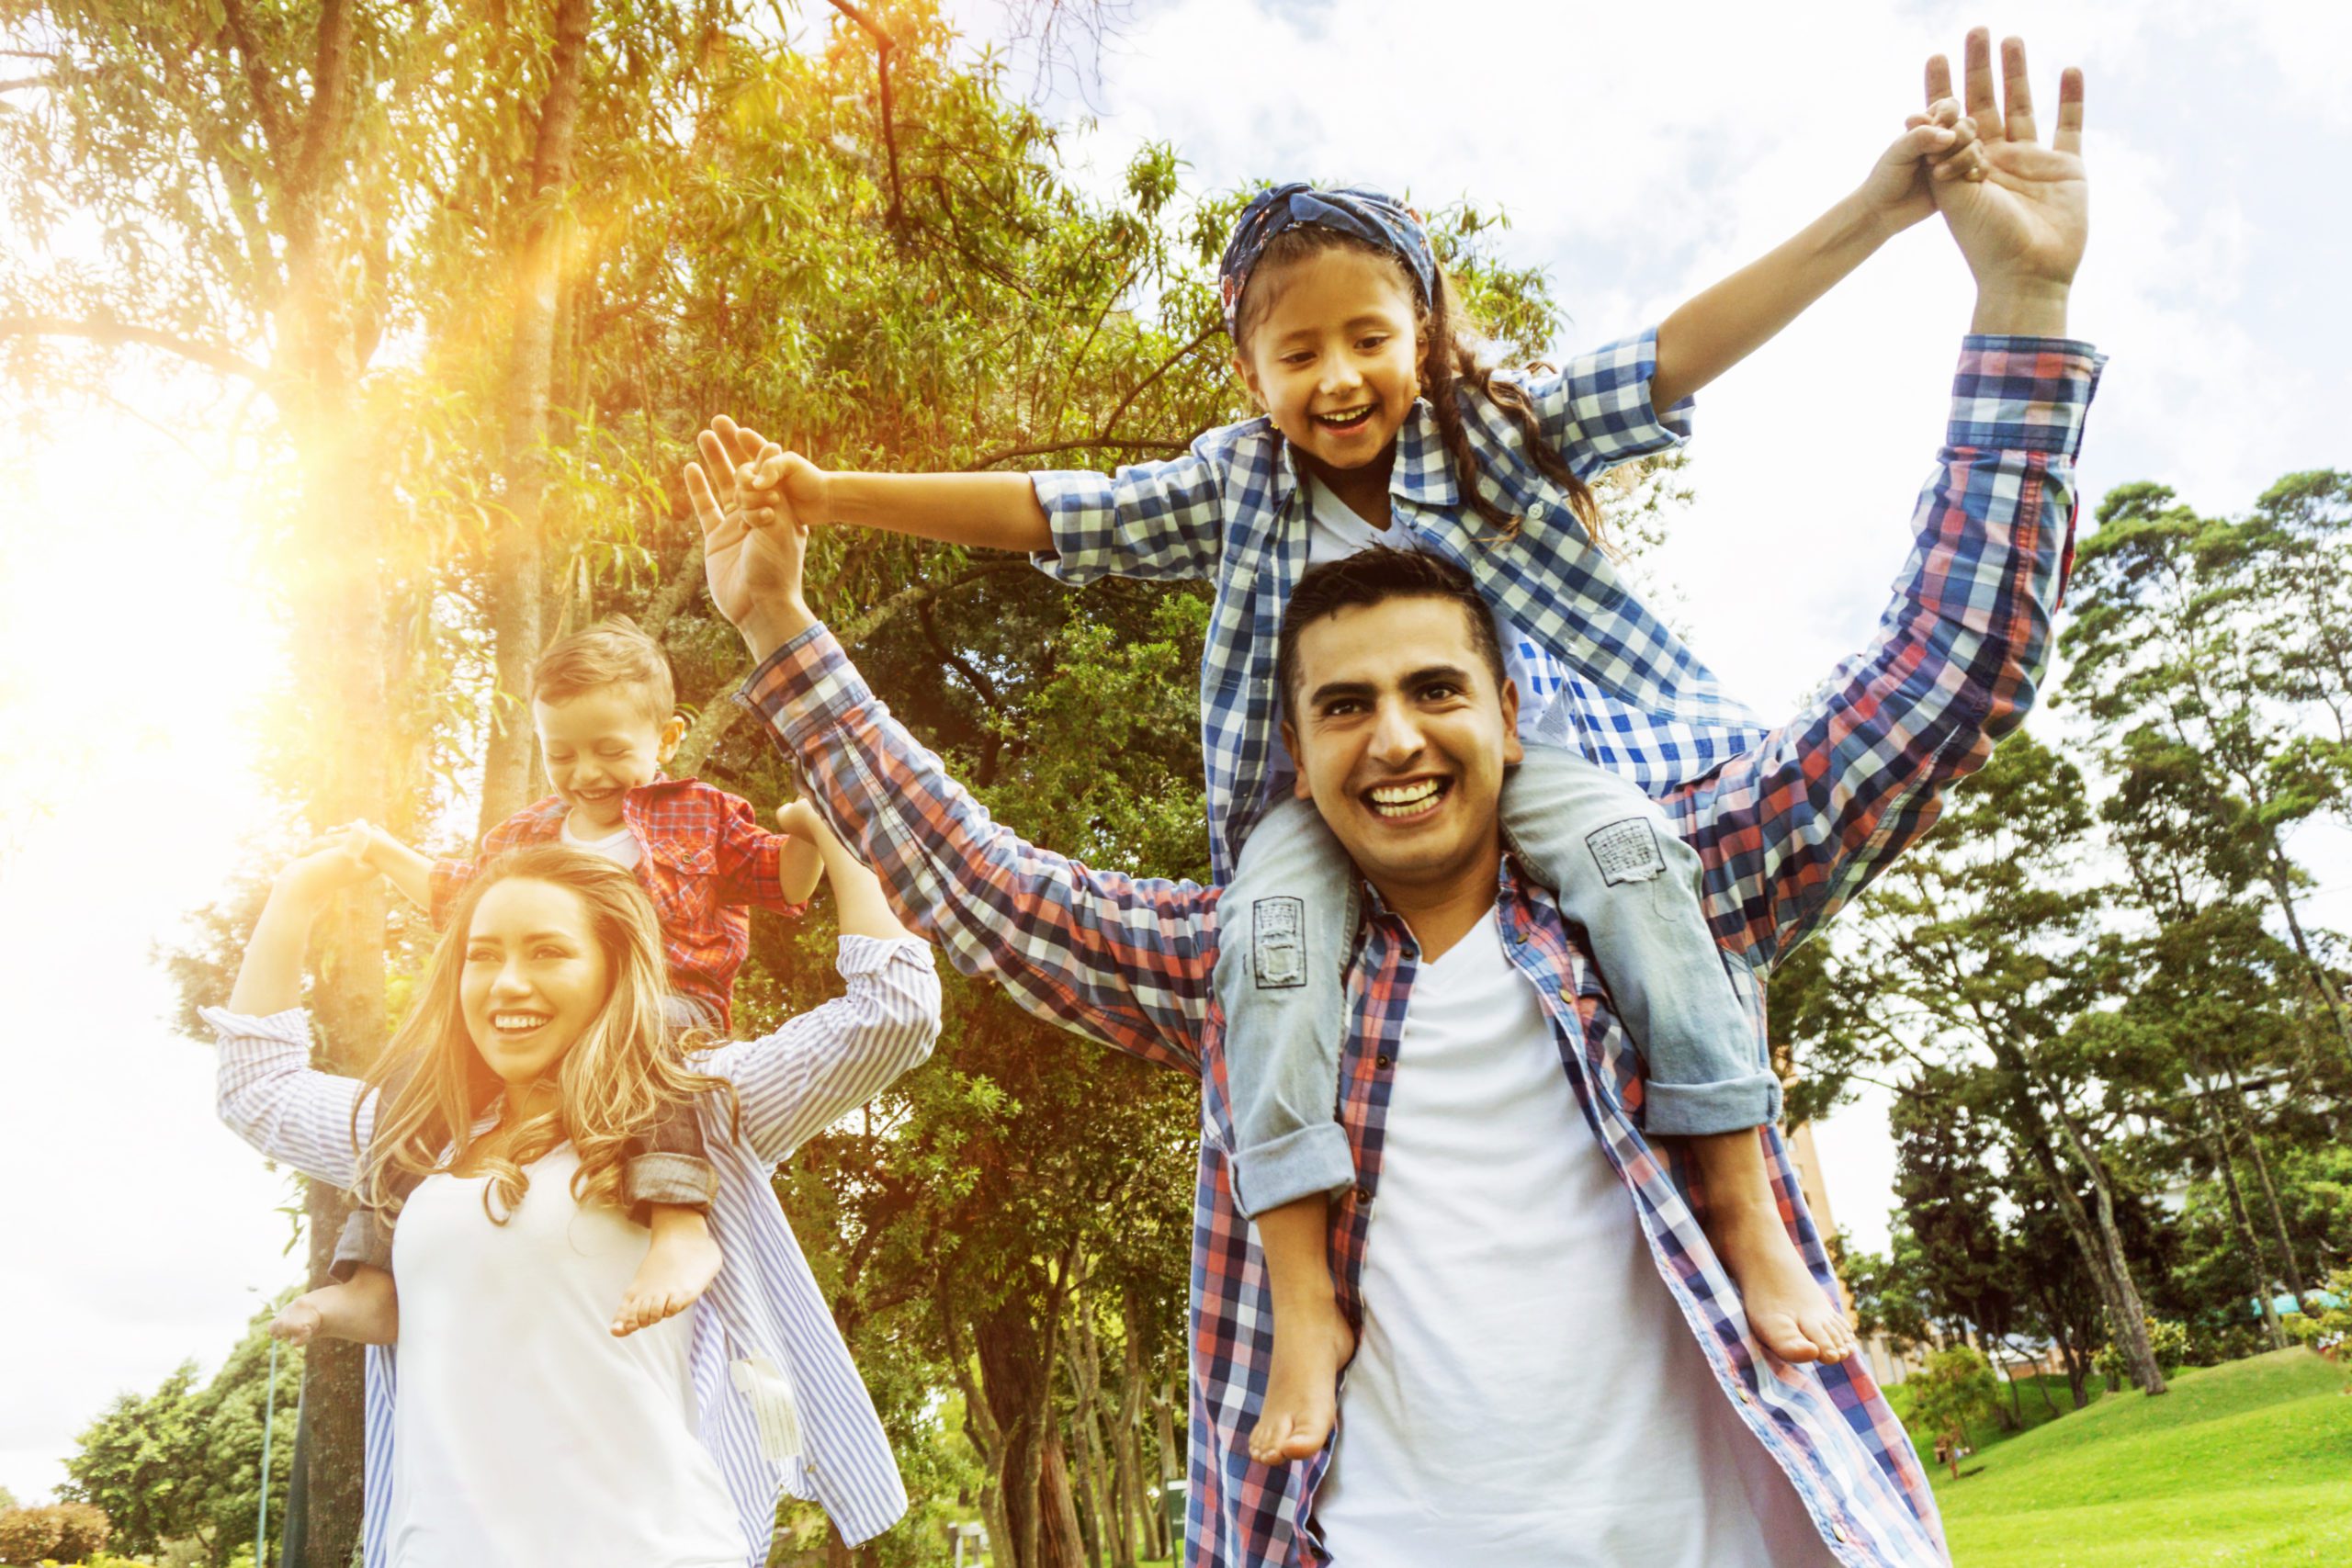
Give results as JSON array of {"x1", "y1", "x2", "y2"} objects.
[
  {"x1": 273, "y1": 1267, "x2": 401, "y2": 1347},
  {"x1": 612, "y1": 1203, "x2": 723, "y2": 1337},
  {"x1": 1249, "y1": 1292, "x2": 1355, "y2": 1465},
  {"x1": 1713, "y1": 1201, "x2": 1857, "y2": 1365}
]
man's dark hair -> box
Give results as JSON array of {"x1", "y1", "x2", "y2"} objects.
[{"x1": 1275, "y1": 545, "x2": 1507, "y2": 720}]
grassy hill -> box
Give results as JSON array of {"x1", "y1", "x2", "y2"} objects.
[{"x1": 1929, "y1": 1349, "x2": 2352, "y2": 1566}]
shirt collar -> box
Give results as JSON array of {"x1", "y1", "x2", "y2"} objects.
[{"x1": 1267, "y1": 399, "x2": 1463, "y2": 517}]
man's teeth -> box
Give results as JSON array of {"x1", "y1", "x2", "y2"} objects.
[
  {"x1": 1368, "y1": 780, "x2": 1443, "y2": 817},
  {"x1": 493, "y1": 1012, "x2": 550, "y2": 1031}
]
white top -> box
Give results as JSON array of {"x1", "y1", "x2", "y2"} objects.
[
  {"x1": 1304, "y1": 480, "x2": 1565, "y2": 741},
  {"x1": 1311, "y1": 909, "x2": 1838, "y2": 1568},
  {"x1": 386, "y1": 1142, "x2": 751, "y2": 1568},
  {"x1": 561, "y1": 816, "x2": 645, "y2": 870}
]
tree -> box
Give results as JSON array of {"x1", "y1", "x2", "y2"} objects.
[
  {"x1": 61, "y1": 1305, "x2": 300, "y2": 1567},
  {"x1": 2062, "y1": 479, "x2": 2352, "y2": 1067},
  {"x1": 1815, "y1": 731, "x2": 2172, "y2": 1393},
  {"x1": 1906, "y1": 1346, "x2": 2001, "y2": 1481}
]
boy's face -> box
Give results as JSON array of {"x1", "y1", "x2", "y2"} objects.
[
  {"x1": 1279, "y1": 592, "x2": 1521, "y2": 901},
  {"x1": 532, "y1": 683, "x2": 684, "y2": 832},
  {"x1": 1236, "y1": 248, "x2": 1422, "y2": 480}
]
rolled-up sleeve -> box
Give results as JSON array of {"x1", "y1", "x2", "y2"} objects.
[
  {"x1": 201, "y1": 1005, "x2": 370, "y2": 1188},
  {"x1": 698, "y1": 935, "x2": 943, "y2": 1165},
  {"x1": 1524, "y1": 326, "x2": 1694, "y2": 479},
  {"x1": 1028, "y1": 444, "x2": 1226, "y2": 585}
]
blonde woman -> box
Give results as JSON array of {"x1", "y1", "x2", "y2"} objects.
[{"x1": 203, "y1": 805, "x2": 940, "y2": 1567}]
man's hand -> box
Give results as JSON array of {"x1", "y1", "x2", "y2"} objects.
[
  {"x1": 1926, "y1": 30, "x2": 2086, "y2": 333},
  {"x1": 687, "y1": 416, "x2": 817, "y2": 661}
]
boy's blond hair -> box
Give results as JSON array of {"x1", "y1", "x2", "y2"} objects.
[{"x1": 530, "y1": 615, "x2": 675, "y2": 720}]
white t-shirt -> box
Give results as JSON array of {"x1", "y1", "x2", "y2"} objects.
[
  {"x1": 561, "y1": 816, "x2": 645, "y2": 871},
  {"x1": 1304, "y1": 482, "x2": 1567, "y2": 742},
  {"x1": 387, "y1": 1145, "x2": 743, "y2": 1568},
  {"x1": 1310, "y1": 908, "x2": 1838, "y2": 1568}
]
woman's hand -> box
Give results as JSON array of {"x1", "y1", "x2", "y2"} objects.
[{"x1": 272, "y1": 832, "x2": 378, "y2": 904}]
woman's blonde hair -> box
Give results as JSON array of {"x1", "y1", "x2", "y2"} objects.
[{"x1": 353, "y1": 844, "x2": 738, "y2": 1224}]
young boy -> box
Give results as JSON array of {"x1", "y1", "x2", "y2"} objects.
[{"x1": 272, "y1": 615, "x2": 824, "y2": 1347}]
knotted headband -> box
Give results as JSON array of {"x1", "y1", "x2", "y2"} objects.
[{"x1": 1217, "y1": 183, "x2": 1437, "y2": 339}]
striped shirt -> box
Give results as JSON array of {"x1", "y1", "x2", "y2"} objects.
[
  {"x1": 746, "y1": 338, "x2": 2104, "y2": 1568},
  {"x1": 203, "y1": 935, "x2": 943, "y2": 1565},
  {"x1": 1030, "y1": 327, "x2": 1743, "y2": 883}
]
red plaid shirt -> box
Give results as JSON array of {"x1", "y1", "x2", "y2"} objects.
[{"x1": 430, "y1": 777, "x2": 808, "y2": 1031}]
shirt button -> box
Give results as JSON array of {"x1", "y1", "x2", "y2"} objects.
[
  {"x1": 1374, "y1": 1054, "x2": 1393, "y2": 1070},
  {"x1": 1354, "y1": 1184, "x2": 1374, "y2": 1203}
]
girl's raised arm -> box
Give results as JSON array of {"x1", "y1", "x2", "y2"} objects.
[{"x1": 205, "y1": 840, "x2": 384, "y2": 1187}]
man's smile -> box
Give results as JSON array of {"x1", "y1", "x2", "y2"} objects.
[{"x1": 1363, "y1": 774, "x2": 1452, "y2": 821}]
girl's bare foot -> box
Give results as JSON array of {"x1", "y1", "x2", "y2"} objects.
[
  {"x1": 612, "y1": 1203, "x2": 723, "y2": 1337},
  {"x1": 1712, "y1": 1201, "x2": 1857, "y2": 1364},
  {"x1": 273, "y1": 1267, "x2": 401, "y2": 1347},
  {"x1": 1249, "y1": 1292, "x2": 1355, "y2": 1465}
]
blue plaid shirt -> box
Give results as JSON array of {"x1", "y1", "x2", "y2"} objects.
[
  {"x1": 1030, "y1": 327, "x2": 1764, "y2": 881},
  {"x1": 752, "y1": 338, "x2": 2104, "y2": 1567}
]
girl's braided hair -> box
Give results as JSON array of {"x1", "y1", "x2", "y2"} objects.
[{"x1": 1231, "y1": 225, "x2": 1607, "y2": 547}]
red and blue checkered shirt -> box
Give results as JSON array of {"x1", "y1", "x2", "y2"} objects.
[
  {"x1": 429, "y1": 777, "x2": 808, "y2": 1032},
  {"x1": 744, "y1": 337, "x2": 2102, "y2": 1567}
]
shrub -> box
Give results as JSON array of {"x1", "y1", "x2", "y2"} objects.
[
  {"x1": 51, "y1": 1500, "x2": 109, "y2": 1562},
  {"x1": 0, "y1": 1504, "x2": 64, "y2": 1565}
]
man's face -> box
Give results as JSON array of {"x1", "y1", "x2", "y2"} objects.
[
  {"x1": 1280, "y1": 594, "x2": 1521, "y2": 899},
  {"x1": 1236, "y1": 247, "x2": 1422, "y2": 479},
  {"x1": 533, "y1": 683, "x2": 683, "y2": 831}
]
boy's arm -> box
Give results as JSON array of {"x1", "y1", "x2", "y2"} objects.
[
  {"x1": 359, "y1": 825, "x2": 435, "y2": 909},
  {"x1": 701, "y1": 799, "x2": 940, "y2": 1164},
  {"x1": 707, "y1": 792, "x2": 818, "y2": 915},
  {"x1": 1650, "y1": 114, "x2": 1984, "y2": 411}
]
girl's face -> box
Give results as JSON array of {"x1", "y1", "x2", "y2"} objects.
[
  {"x1": 1237, "y1": 247, "x2": 1422, "y2": 479},
  {"x1": 459, "y1": 876, "x2": 611, "y2": 1090}
]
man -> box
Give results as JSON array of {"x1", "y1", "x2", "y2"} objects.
[{"x1": 690, "y1": 31, "x2": 2094, "y2": 1567}]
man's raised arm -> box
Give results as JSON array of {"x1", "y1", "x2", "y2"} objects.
[
  {"x1": 1678, "y1": 31, "x2": 2098, "y2": 966},
  {"x1": 684, "y1": 428, "x2": 1216, "y2": 1077}
]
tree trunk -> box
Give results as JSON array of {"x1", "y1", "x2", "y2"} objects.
[
  {"x1": 1063, "y1": 1293, "x2": 1121, "y2": 1568},
  {"x1": 2200, "y1": 1105, "x2": 2287, "y2": 1349},
  {"x1": 2222, "y1": 1066, "x2": 2308, "y2": 1299},
  {"x1": 1040, "y1": 1428, "x2": 1088, "y2": 1568},
  {"x1": 1149, "y1": 1374, "x2": 1182, "y2": 1560},
  {"x1": 2017, "y1": 1124, "x2": 2165, "y2": 1394},
  {"x1": 2263, "y1": 853, "x2": 2352, "y2": 1068},
  {"x1": 1112, "y1": 1301, "x2": 1149, "y2": 1568},
  {"x1": 977, "y1": 1298, "x2": 1057, "y2": 1568},
  {"x1": 479, "y1": 0, "x2": 593, "y2": 829}
]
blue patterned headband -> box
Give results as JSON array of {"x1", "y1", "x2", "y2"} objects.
[{"x1": 1217, "y1": 183, "x2": 1437, "y2": 339}]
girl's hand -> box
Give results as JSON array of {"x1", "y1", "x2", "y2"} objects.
[
  {"x1": 1926, "y1": 31, "x2": 2087, "y2": 298},
  {"x1": 716, "y1": 421, "x2": 833, "y2": 525},
  {"x1": 1859, "y1": 99, "x2": 1985, "y2": 238}
]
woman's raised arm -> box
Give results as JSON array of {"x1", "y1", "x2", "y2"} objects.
[{"x1": 205, "y1": 838, "x2": 385, "y2": 1187}]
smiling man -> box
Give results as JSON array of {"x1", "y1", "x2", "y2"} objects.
[{"x1": 694, "y1": 34, "x2": 2098, "y2": 1567}]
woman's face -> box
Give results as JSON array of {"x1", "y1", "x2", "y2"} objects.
[
  {"x1": 459, "y1": 877, "x2": 611, "y2": 1089},
  {"x1": 1236, "y1": 246, "x2": 1423, "y2": 479}
]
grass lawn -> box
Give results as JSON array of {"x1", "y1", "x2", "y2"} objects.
[{"x1": 1927, "y1": 1348, "x2": 2352, "y2": 1566}]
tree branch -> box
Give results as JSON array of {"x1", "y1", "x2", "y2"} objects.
[
  {"x1": 966, "y1": 434, "x2": 1194, "y2": 469},
  {"x1": 0, "y1": 313, "x2": 270, "y2": 383},
  {"x1": 824, "y1": 0, "x2": 904, "y2": 236}
]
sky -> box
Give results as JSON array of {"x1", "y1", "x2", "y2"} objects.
[{"x1": 4, "y1": 0, "x2": 2350, "y2": 1506}]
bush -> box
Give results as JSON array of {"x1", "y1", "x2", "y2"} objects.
[
  {"x1": 0, "y1": 1504, "x2": 64, "y2": 1566},
  {"x1": 2095, "y1": 1316, "x2": 2191, "y2": 1381}
]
